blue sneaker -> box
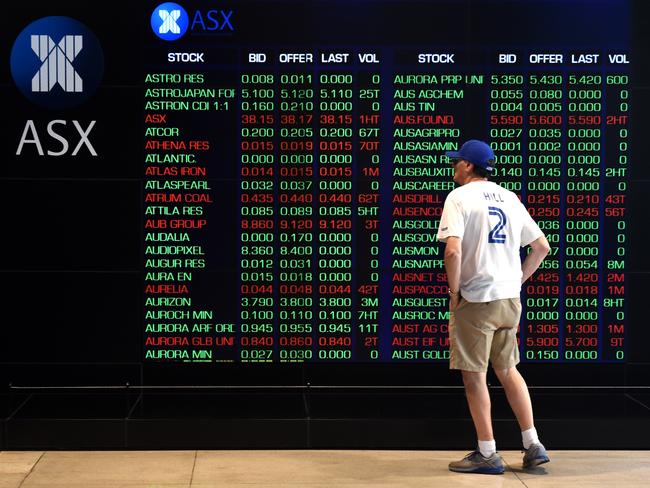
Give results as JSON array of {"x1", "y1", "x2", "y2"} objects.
[
  {"x1": 448, "y1": 450, "x2": 505, "y2": 475},
  {"x1": 523, "y1": 443, "x2": 550, "y2": 468}
]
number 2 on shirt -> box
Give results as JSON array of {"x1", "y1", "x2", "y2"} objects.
[{"x1": 488, "y1": 206, "x2": 507, "y2": 244}]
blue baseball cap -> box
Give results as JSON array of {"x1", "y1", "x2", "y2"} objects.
[{"x1": 446, "y1": 139, "x2": 496, "y2": 173}]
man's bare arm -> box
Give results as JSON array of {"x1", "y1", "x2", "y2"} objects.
[
  {"x1": 521, "y1": 235, "x2": 551, "y2": 284},
  {"x1": 444, "y1": 236, "x2": 462, "y2": 312}
]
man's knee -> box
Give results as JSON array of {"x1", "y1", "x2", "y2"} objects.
[
  {"x1": 494, "y1": 365, "x2": 519, "y2": 384},
  {"x1": 461, "y1": 370, "x2": 487, "y2": 389}
]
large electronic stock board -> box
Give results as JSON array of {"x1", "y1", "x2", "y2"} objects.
[{"x1": 137, "y1": 1, "x2": 631, "y2": 364}]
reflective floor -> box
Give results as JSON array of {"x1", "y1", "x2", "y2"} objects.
[{"x1": 1, "y1": 449, "x2": 649, "y2": 487}]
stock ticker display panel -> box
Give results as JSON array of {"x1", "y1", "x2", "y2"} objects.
[{"x1": 142, "y1": 0, "x2": 629, "y2": 363}]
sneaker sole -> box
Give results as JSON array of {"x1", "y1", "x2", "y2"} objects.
[
  {"x1": 524, "y1": 457, "x2": 550, "y2": 469},
  {"x1": 449, "y1": 466, "x2": 505, "y2": 475}
]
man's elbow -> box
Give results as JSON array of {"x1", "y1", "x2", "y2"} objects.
[
  {"x1": 534, "y1": 236, "x2": 551, "y2": 257},
  {"x1": 444, "y1": 247, "x2": 462, "y2": 261},
  {"x1": 443, "y1": 237, "x2": 462, "y2": 260}
]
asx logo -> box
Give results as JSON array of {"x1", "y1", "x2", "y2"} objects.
[
  {"x1": 10, "y1": 16, "x2": 104, "y2": 109},
  {"x1": 151, "y1": 2, "x2": 189, "y2": 41},
  {"x1": 151, "y1": 2, "x2": 234, "y2": 41},
  {"x1": 10, "y1": 16, "x2": 103, "y2": 156}
]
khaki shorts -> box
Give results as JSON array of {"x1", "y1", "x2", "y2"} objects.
[{"x1": 449, "y1": 297, "x2": 521, "y2": 373}]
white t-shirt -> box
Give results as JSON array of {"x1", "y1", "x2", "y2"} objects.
[{"x1": 437, "y1": 181, "x2": 544, "y2": 302}]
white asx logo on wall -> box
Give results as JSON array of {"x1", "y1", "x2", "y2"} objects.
[
  {"x1": 11, "y1": 16, "x2": 103, "y2": 108},
  {"x1": 30, "y1": 34, "x2": 84, "y2": 93},
  {"x1": 11, "y1": 16, "x2": 104, "y2": 156}
]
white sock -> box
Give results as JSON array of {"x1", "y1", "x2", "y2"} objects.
[
  {"x1": 478, "y1": 439, "x2": 496, "y2": 458},
  {"x1": 522, "y1": 427, "x2": 539, "y2": 449}
]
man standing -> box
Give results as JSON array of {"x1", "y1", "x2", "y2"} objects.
[{"x1": 437, "y1": 139, "x2": 551, "y2": 474}]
